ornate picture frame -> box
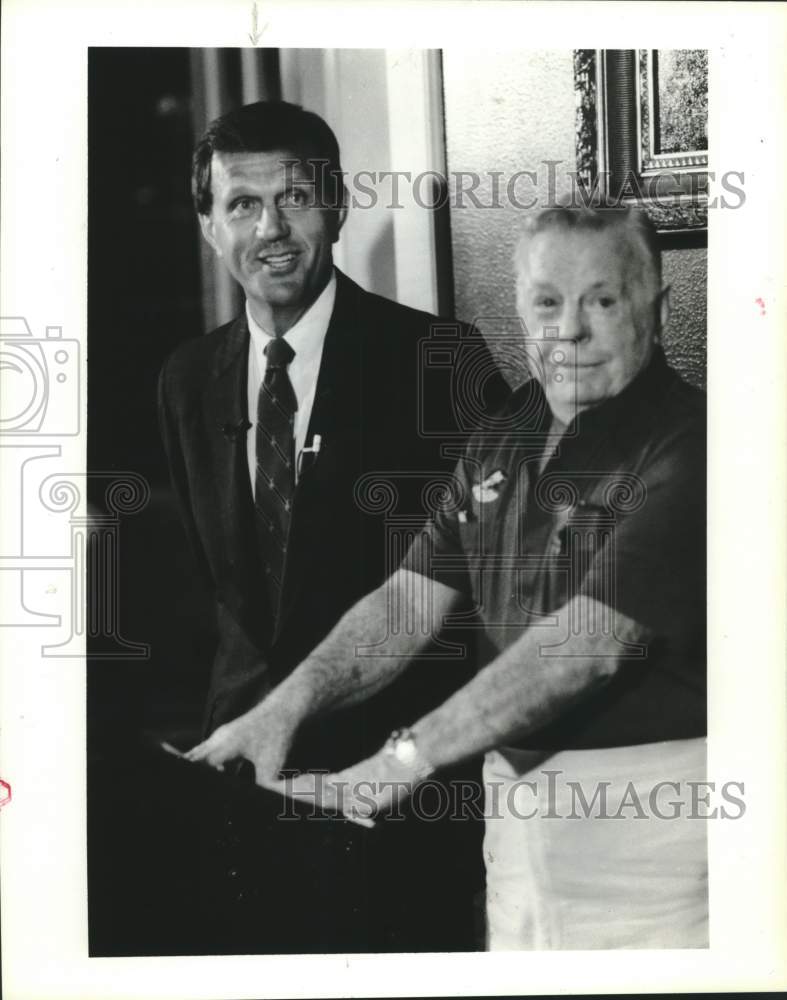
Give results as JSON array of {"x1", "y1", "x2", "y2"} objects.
[{"x1": 574, "y1": 49, "x2": 709, "y2": 234}]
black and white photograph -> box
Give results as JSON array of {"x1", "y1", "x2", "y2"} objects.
[
  {"x1": 87, "y1": 43, "x2": 713, "y2": 957},
  {"x1": 1, "y1": 2, "x2": 785, "y2": 998}
]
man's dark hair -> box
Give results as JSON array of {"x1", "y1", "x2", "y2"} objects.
[{"x1": 192, "y1": 100, "x2": 345, "y2": 215}]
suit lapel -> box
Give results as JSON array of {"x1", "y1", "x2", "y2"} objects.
[
  {"x1": 274, "y1": 271, "x2": 364, "y2": 641},
  {"x1": 203, "y1": 313, "x2": 275, "y2": 644},
  {"x1": 205, "y1": 311, "x2": 252, "y2": 508},
  {"x1": 305, "y1": 270, "x2": 363, "y2": 451}
]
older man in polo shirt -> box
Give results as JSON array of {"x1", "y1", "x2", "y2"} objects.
[{"x1": 188, "y1": 205, "x2": 707, "y2": 951}]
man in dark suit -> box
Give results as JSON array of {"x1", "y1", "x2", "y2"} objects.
[{"x1": 158, "y1": 100, "x2": 507, "y2": 952}]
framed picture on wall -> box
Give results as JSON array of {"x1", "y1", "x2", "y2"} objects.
[{"x1": 574, "y1": 48, "x2": 709, "y2": 235}]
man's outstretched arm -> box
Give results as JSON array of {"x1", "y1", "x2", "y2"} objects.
[
  {"x1": 185, "y1": 570, "x2": 463, "y2": 781},
  {"x1": 409, "y1": 595, "x2": 645, "y2": 773},
  {"x1": 293, "y1": 594, "x2": 648, "y2": 820}
]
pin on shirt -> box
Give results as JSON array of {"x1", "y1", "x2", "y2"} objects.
[
  {"x1": 459, "y1": 469, "x2": 508, "y2": 522},
  {"x1": 472, "y1": 469, "x2": 507, "y2": 504}
]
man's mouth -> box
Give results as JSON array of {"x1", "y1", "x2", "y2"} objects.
[
  {"x1": 554, "y1": 356, "x2": 605, "y2": 368},
  {"x1": 256, "y1": 250, "x2": 299, "y2": 272},
  {"x1": 552, "y1": 360, "x2": 605, "y2": 379}
]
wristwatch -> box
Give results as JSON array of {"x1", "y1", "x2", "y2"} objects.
[{"x1": 382, "y1": 728, "x2": 434, "y2": 781}]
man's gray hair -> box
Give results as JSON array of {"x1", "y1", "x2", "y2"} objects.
[{"x1": 514, "y1": 204, "x2": 662, "y2": 301}]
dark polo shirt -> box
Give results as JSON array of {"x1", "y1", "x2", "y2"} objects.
[{"x1": 403, "y1": 348, "x2": 706, "y2": 749}]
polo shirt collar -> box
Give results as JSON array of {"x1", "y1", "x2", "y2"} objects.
[
  {"x1": 511, "y1": 345, "x2": 674, "y2": 434},
  {"x1": 567, "y1": 345, "x2": 674, "y2": 437}
]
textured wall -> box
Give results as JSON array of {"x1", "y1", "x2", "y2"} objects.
[
  {"x1": 442, "y1": 49, "x2": 707, "y2": 388},
  {"x1": 443, "y1": 50, "x2": 578, "y2": 327},
  {"x1": 662, "y1": 247, "x2": 707, "y2": 389}
]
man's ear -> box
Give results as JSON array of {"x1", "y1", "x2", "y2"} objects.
[{"x1": 198, "y1": 213, "x2": 222, "y2": 258}]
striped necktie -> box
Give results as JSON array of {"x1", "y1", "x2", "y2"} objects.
[{"x1": 254, "y1": 337, "x2": 297, "y2": 621}]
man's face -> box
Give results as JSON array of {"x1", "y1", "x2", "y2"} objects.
[
  {"x1": 517, "y1": 227, "x2": 665, "y2": 419},
  {"x1": 199, "y1": 149, "x2": 346, "y2": 334}
]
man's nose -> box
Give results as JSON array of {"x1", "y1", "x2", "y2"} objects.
[
  {"x1": 558, "y1": 304, "x2": 591, "y2": 342},
  {"x1": 255, "y1": 204, "x2": 289, "y2": 242}
]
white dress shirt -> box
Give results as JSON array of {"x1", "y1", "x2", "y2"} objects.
[{"x1": 246, "y1": 272, "x2": 336, "y2": 494}]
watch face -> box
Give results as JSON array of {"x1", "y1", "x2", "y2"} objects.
[{"x1": 395, "y1": 739, "x2": 417, "y2": 767}]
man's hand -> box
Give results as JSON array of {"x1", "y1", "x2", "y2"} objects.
[
  {"x1": 276, "y1": 748, "x2": 429, "y2": 827},
  {"x1": 184, "y1": 697, "x2": 299, "y2": 785}
]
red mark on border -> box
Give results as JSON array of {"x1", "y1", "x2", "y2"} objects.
[
  {"x1": 755, "y1": 297, "x2": 766, "y2": 316},
  {"x1": 0, "y1": 779, "x2": 11, "y2": 809}
]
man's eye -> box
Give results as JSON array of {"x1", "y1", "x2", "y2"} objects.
[
  {"x1": 596, "y1": 296, "x2": 617, "y2": 309},
  {"x1": 230, "y1": 197, "x2": 258, "y2": 216},
  {"x1": 534, "y1": 297, "x2": 558, "y2": 309},
  {"x1": 280, "y1": 188, "x2": 309, "y2": 208}
]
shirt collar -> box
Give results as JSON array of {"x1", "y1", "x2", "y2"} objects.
[
  {"x1": 568, "y1": 345, "x2": 674, "y2": 435},
  {"x1": 245, "y1": 270, "x2": 337, "y2": 365},
  {"x1": 509, "y1": 346, "x2": 675, "y2": 434}
]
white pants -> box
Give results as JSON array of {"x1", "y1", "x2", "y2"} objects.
[{"x1": 483, "y1": 738, "x2": 709, "y2": 950}]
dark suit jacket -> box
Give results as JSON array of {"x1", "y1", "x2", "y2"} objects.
[{"x1": 158, "y1": 269, "x2": 509, "y2": 747}]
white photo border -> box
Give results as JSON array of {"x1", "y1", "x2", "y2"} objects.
[{"x1": 1, "y1": 1, "x2": 785, "y2": 997}]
